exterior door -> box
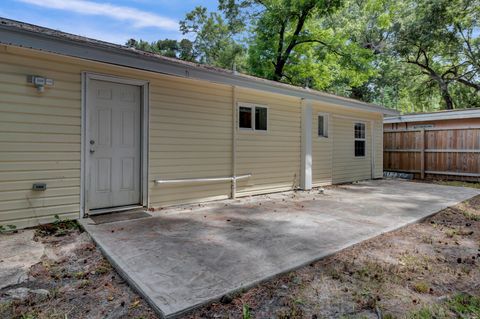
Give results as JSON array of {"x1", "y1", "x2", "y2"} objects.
[{"x1": 88, "y1": 80, "x2": 141, "y2": 210}]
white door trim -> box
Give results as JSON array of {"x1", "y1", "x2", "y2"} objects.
[{"x1": 81, "y1": 72, "x2": 149, "y2": 217}]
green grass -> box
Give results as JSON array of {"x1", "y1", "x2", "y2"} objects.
[
  {"x1": 407, "y1": 293, "x2": 480, "y2": 319},
  {"x1": 447, "y1": 293, "x2": 480, "y2": 317}
]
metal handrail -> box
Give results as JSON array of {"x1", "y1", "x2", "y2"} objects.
[{"x1": 154, "y1": 174, "x2": 251, "y2": 185}]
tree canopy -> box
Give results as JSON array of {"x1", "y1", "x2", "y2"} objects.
[{"x1": 127, "y1": 0, "x2": 480, "y2": 113}]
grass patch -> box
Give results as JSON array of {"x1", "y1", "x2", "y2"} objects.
[
  {"x1": 0, "y1": 224, "x2": 17, "y2": 234},
  {"x1": 407, "y1": 293, "x2": 480, "y2": 319},
  {"x1": 447, "y1": 293, "x2": 480, "y2": 317},
  {"x1": 413, "y1": 281, "x2": 430, "y2": 294}
]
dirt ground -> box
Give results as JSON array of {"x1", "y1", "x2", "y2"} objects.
[{"x1": 1, "y1": 182, "x2": 479, "y2": 319}]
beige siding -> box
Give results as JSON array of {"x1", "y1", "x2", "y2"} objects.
[
  {"x1": 311, "y1": 101, "x2": 383, "y2": 185},
  {"x1": 0, "y1": 44, "x2": 385, "y2": 228},
  {"x1": 235, "y1": 88, "x2": 301, "y2": 196},
  {"x1": 0, "y1": 45, "x2": 234, "y2": 227},
  {"x1": 332, "y1": 117, "x2": 372, "y2": 183},
  {"x1": 373, "y1": 119, "x2": 384, "y2": 178}
]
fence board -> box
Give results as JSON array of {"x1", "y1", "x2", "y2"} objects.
[{"x1": 384, "y1": 128, "x2": 480, "y2": 181}]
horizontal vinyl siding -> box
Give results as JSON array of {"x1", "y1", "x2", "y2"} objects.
[
  {"x1": 235, "y1": 88, "x2": 301, "y2": 196},
  {"x1": 311, "y1": 103, "x2": 333, "y2": 186},
  {"x1": 0, "y1": 45, "x2": 234, "y2": 226},
  {"x1": 373, "y1": 119, "x2": 384, "y2": 178},
  {"x1": 148, "y1": 78, "x2": 233, "y2": 207},
  {"x1": 0, "y1": 46, "x2": 81, "y2": 228},
  {"x1": 0, "y1": 44, "x2": 385, "y2": 228},
  {"x1": 332, "y1": 117, "x2": 372, "y2": 183}
]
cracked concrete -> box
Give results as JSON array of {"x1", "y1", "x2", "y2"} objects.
[
  {"x1": 0, "y1": 230, "x2": 45, "y2": 289},
  {"x1": 79, "y1": 179, "x2": 480, "y2": 318}
]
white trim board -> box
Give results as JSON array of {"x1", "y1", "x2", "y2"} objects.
[{"x1": 80, "y1": 72, "x2": 149, "y2": 218}]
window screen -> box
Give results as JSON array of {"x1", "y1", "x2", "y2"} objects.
[
  {"x1": 239, "y1": 106, "x2": 252, "y2": 129},
  {"x1": 354, "y1": 123, "x2": 366, "y2": 157},
  {"x1": 255, "y1": 107, "x2": 268, "y2": 131}
]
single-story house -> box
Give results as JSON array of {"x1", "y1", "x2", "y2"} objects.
[
  {"x1": 0, "y1": 18, "x2": 398, "y2": 229},
  {"x1": 384, "y1": 108, "x2": 480, "y2": 130}
]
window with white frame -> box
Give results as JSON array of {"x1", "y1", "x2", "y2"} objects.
[
  {"x1": 354, "y1": 122, "x2": 366, "y2": 157},
  {"x1": 318, "y1": 114, "x2": 328, "y2": 137},
  {"x1": 238, "y1": 104, "x2": 268, "y2": 131}
]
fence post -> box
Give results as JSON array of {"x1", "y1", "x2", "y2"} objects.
[{"x1": 420, "y1": 128, "x2": 425, "y2": 179}]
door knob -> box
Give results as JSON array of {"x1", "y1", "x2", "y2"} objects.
[
  {"x1": 90, "y1": 149, "x2": 95, "y2": 154},
  {"x1": 90, "y1": 140, "x2": 95, "y2": 145}
]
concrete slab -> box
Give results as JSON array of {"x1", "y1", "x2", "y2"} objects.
[
  {"x1": 80, "y1": 180, "x2": 480, "y2": 318},
  {"x1": 0, "y1": 230, "x2": 45, "y2": 289}
]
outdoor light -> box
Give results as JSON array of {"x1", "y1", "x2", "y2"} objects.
[{"x1": 27, "y1": 75, "x2": 54, "y2": 92}]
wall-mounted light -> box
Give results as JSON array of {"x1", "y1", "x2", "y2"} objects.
[{"x1": 27, "y1": 75, "x2": 54, "y2": 93}]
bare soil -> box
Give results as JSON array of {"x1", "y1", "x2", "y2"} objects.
[{"x1": 1, "y1": 188, "x2": 479, "y2": 319}]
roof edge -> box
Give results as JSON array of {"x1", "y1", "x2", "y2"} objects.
[
  {"x1": 384, "y1": 108, "x2": 480, "y2": 123},
  {"x1": 0, "y1": 18, "x2": 398, "y2": 115}
]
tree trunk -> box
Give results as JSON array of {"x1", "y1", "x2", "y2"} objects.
[{"x1": 439, "y1": 82, "x2": 454, "y2": 109}]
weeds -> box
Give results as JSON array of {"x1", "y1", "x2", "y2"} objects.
[
  {"x1": 36, "y1": 214, "x2": 79, "y2": 237},
  {"x1": 412, "y1": 281, "x2": 430, "y2": 294},
  {"x1": 242, "y1": 303, "x2": 251, "y2": 319},
  {"x1": 447, "y1": 293, "x2": 480, "y2": 317},
  {"x1": 0, "y1": 224, "x2": 17, "y2": 234}
]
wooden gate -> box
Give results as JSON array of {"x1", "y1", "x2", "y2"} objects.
[{"x1": 384, "y1": 128, "x2": 480, "y2": 181}]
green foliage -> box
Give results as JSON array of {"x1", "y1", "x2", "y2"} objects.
[
  {"x1": 0, "y1": 224, "x2": 17, "y2": 234},
  {"x1": 126, "y1": 38, "x2": 196, "y2": 61},
  {"x1": 36, "y1": 214, "x2": 80, "y2": 237},
  {"x1": 447, "y1": 293, "x2": 480, "y2": 316},
  {"x1": 126, "y1": 0, "x2": 480, "y2": 112},
  {"x1": 242, "y1": 303, "x2": 251, "y2": 319},
  {"x1": 180, "y1": 6, "x2": 246, "y2": 70}
]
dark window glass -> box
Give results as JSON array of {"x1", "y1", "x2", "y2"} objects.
[
  {"x1": 239, "y1": 107, "x2": 252, "y2": 129},
  {"x1": 355, "y1": 140, "x2": 366, "y2": 157},
  {"x1": 255, "y1": 107, "x2": 267, "y2": 131},
  {"x1": 355, "y1": 123, "x2": 365, "y2": 139},
  {"x1": 318, "y1": 116, "x2": 327, "y2": 137}
]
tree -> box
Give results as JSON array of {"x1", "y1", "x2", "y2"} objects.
[
  {"x1": 180, "y1": 6, "x2": 246, "y2": 70},
  {"x1": 392, "y1": 0, "x2": 480, "y2": 109},
  {"x1": 125, "y1": 38, "x2": 196, "y2": 61}
]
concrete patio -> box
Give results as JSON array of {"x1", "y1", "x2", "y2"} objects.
[{"x1": 80, "y1": 179, "x2": 480, "y2": 318}]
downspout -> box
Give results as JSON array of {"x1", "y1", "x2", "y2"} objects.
[{"x1": 231, "y1": 85, "x2": 237, "y2": 198}]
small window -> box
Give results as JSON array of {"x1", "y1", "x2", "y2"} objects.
[
  {"x1": 238, "y1": 104, "x2": 268, "y2": 131},
  {"x1": 255, "y1": 107, "x2": 268, "y2": 131},
  {"x1": 354, "y1": 122, "x2": 366, "y2": 157},
  {"x1": 318, "y1": 114, "x2": 328, "y2": 137},
  {"x1": 239, "y1": 106, "x2": 252, "y2": 129}
]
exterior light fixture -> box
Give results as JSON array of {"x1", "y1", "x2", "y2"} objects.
[{"x1": 27, "y1": 75, "x2": 54, "y2": 92}]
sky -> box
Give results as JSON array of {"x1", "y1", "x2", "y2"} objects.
[{"x1": 0, "y1": 0, "x2": 218, "y2": 44}]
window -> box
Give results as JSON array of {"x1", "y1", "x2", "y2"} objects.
[
  {"x1": 238, "y1": 104, "x2": 268, "y2": 131},
  {"x1": 318, "y1": 114, "x2": 328, "y2": 137},
  {"x1": 239, "y1": 106, "x2": 252, "y2": 129},
  {"x1": 354, "y1": 122, "x2": 366, "y2": 157}
]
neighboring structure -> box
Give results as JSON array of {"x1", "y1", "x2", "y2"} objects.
[
  {"x1": 384, "y1": 108, "x2": 480, "y2": 130},
  {"x1": 384, "y1": 109, "x2": 480, "y2": 181},
  {"x1": 0, "y1": 18, "x2": 397, "y2": 229}
]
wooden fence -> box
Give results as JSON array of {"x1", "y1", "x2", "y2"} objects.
[{"x1": 383, "y1": 127, "x2": 480, "y2": 181}]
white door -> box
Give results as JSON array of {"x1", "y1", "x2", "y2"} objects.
[{"x1": 88, "y1": 80, "x2": 141, "y2": 210}]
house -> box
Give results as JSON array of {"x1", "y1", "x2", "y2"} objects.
[
  {"x1": 384, "y1": 109, "x2": 480, "y2": 181},
  {"x1": 384, "y1": 108, "x2": 480, "y2": 130},
  {"x1": 0, "y1": 18, "x2": 398, "y2": 229}
]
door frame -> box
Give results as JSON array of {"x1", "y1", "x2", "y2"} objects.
[{"x1": 80, "y1": 72, "x2": 149, "y2": 217}]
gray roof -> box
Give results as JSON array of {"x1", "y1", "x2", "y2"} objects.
[
  {"x1": 0, "y1": 17, "x2": 398, "y2": 115},
  {"x1": 384, "y1": 108, "x2": 480, "y2": 123}
]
